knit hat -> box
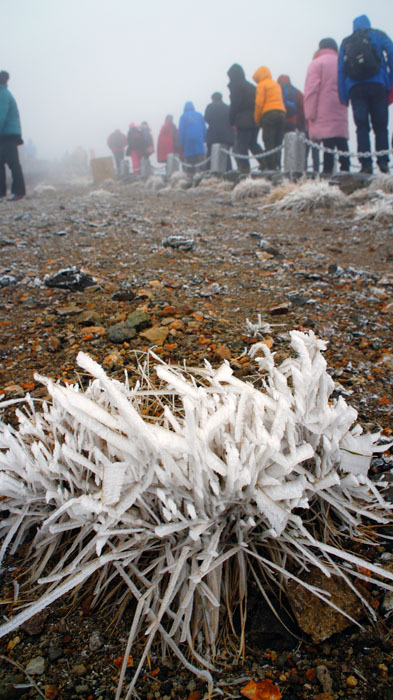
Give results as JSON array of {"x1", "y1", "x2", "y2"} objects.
[{"x1": 318, "y1": 38, "x2": 338, "y2": 52}]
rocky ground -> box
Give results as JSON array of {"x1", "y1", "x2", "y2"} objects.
[{"x1": 0, "y1": 173, "x2": 393, "y2": 700}]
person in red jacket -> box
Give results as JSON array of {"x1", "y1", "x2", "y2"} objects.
[
  {"x1": 157, "y1": 115, "x2": 179, "y2": 163},
  {"x1": 107, "y1": 129, "x2": 127, "y2": 176}
]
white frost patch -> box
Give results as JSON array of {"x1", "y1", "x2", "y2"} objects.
[
  {"x1": 33, "y1": 184, "x2": 57, "y2": 194},
  {"x1": 86, "y1": 188, "x2": 114, "y2": 199},
  {"x1": 144, "y1": 175, "x2": 165, "y2": 192}
]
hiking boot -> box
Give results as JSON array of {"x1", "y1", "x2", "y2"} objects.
[
  {"x1": 379, "y1": 164, "x2": 389, "y2": 174},
  {"x1": 360, "y1": 165, "x2": 373, "y2": 174},
  {"x1": 7, "y1": 194, "x2": 24, "y2": 201}
]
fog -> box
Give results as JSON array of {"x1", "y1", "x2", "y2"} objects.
[{"x1": 3, "y1": 0, "x2": 393, "y2": 162}]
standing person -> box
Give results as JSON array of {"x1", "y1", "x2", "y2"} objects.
[
  {"x1": 178, "y1": 101, "x2": 206, "y2": 172},
  {"x1": 338, "y1": 15, "x2": 393, "y2": 174},
  {"x1": 253, "y1": 66, "x2": 286, "y2": 170},
  {"x1": 107, "y1": 129, "x2": 127, "y2": 176},
  {"x1": 304, "y1": 39, "x2": 350, "y2": 175},
  {"x1": 157, "y1": 115, "x2": 179, "y2": 163},
  {"x1": 140, "y1": 121, "x2": 154, "y2": 176},
  {"x1": 277, "y1": 75, "x2": 306, "y2": 134},
  {"x1": 227, "y1": 63, "x2": 262, "y2": 172},
  {"x1": 126, "y1": 123, "x2": 145, "y2": 175},
  {"x1": 0, "y1": 70, "x2": 25, "y2": 201},
  {"x1": 204, "y1": 92, "x2": 235, "y2": 171}
]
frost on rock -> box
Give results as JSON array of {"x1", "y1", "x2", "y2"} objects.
[
  {"x1": 231, "y1": 177, "x2": 271, "y2": 203},
  {"x1": 273, "y1": 180, "x2": 348, "y2": 212},
  {"x1": 0, "y1": 330, "x2": 392, "y2": 695}
]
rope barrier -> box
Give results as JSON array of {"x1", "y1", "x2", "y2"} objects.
[
  {"x1": 303, "y1": 137, "x2": 393, "y2": 160},
  {"x1": 180, "y1": 156, "x2": 211, "y2": 170},
  {"x1": 220, "y1": 145, "x2": 283, "y2": 160}
]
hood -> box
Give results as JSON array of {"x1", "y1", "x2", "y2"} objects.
[
  {"x1": 353, "y1": 14, "x2": 371, "y2": 31},
  {"x1": 128, "y1": 122, "x2": 136, "y2": 129},
  {"x1": 184, "y1": 101, "x2": 195, "y2": 112},
  {"x1": 277, "y1": 74, "x2": 290, "y2": 86},
  {"x1": 227, "y1": 63, "x2": 245, "y2": 82},
  {"x1": 253, "y1": 66, "x2": 272, "y2": 83}
]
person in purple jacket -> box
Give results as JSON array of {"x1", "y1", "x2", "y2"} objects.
[
  {"x1": 338, "y1": 14, "x2": 393, "y2": 174},
  {"x1": 304, "y1": 38, "x2": 350, "y2": 174}
]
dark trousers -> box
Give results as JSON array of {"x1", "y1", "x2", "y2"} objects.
[
  {"x1": 0, "y1": 140, "x2": 26, "y2": 197},
  {"x1": 235, "y1": 127, "x2": 262, "y2": 171},
  {"x1": 261, "y1": 110, "x2": 286, "y2": 170},
  {"x1": 350, "y1": 82, "x2": 389, "y2": 170},
  {"x1": 321, "y1": 137, "x2": 350, "y2": 173},
  {"x1": 113, "y1": 150, "x2": 124, "y2": 175}
]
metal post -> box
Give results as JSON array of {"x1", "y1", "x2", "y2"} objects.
[
  {"x1": 283, "y1": 131, "x2": 306, "y2": 174},
  {"x1": 166, "y1": 153, "x2": 180, "y2": 178},
  {"x1": 140, "y1": 157, "x2": 152, "y2": 179},
  {"x1": 210, "y1": 143, "x2": 227, "y2": 174}
]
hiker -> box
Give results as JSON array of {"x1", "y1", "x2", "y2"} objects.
[
  {"x1": 157, "y1": 115, "x2": 179, "y2": 163},
  {"x1": 253, "y1": 66, "x2": 286, "y2": 170},
  {"x1": 227, "y1": 63, "x2": 263, "y2": 173},
  {"x1": 204, "y1": 92, "x2": 235, "y2": 171},
  {"x1": 277, "y1": 75, "x2": 306, "y2": 134},
  {"x1": 178, "y1": 102, "x2": 206, "y2": 172},
  {"x1": 107, "y1": 129, "x2": 127, "y2": 176},
  {"x1": 0, "y1": 70, "x2": 26, "y2": 201},
  {"x1": 126, "y1": 123, "x2": 145, "y2": 175},
  {"x1": 338, "y1": 14, "x2": 393, "y2": 174},
  {"x1": 304, "y1": 39, "x2": 350, "y2": 175}
]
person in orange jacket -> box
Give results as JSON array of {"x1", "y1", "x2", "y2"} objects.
[{"x1": 253, "y1": 66, "x2": 286, "y2": 170}]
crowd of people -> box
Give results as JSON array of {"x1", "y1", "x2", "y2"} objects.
[
  {"x1": 107, "y1": 15, "x2": 393, "y2": 179},
  {"x1": 1, "y1": 14, "x2": 393, "y2": 201}
]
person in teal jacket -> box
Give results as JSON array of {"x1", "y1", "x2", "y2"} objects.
[{"x1": 0, "y1": 71, "x2": 26, "y2": 200}]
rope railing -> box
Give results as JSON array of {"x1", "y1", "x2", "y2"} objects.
[
  {"x1": 220, "y1": 144, "x2": 283, "y2": 160},
  {"x1": 303, "y1": 136, "x2": 393, "y2": 160}
]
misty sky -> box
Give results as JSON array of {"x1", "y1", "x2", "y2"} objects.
[{"x1": 3, "y1": 0, "x2": 393, "y2": 161}]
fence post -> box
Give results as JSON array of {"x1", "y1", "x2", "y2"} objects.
[
  {"x1": 210, "y1": 143, "x2": 227, "y2": 174},
  {"x1": 140, "y1": 157, "x2": 152, "y2": 179},
  {"x1": 283, "y1": 131, "x2": 306, "y2": 174},
  {"x1": 166, "y1": 153, "x2": 180, "y2": 178}
]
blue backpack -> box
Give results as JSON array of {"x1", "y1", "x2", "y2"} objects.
[{"x1": 281, "y1": 84, "x2": 297, "y2": 117}]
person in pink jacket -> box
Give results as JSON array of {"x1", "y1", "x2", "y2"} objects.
[{"x1": 304, "y1": 38, "x2": 350, "y2": 174}]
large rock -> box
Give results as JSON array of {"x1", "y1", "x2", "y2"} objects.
[
  {"x1": 139, "y1": 326, "x2": 169, "y2": 346},
  {"x1": 286, "y1": 568, "x2": 366, "y2": 643},
  {"x1": 125, "y1": 309, "x2": 152, "y2": 331},
  {"x1": 106, "y1": 323, "x2": 136, "y2": 344}
]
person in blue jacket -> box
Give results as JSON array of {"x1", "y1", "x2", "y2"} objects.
[
  {"x1": 0, "y1": 71, "x2": 26, "y2": 200},
  {"x1": 338, "y1": 15, "x2": 393, "y2": 174},
  {"x1": 178, "y1": 102, "x2": 207, "y2": 172}
]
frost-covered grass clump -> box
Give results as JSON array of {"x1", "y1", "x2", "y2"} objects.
[
  {"x1": 231, "y1": 176, "x2": 271, "y2": 202},
  {"x1": 355, "y1": 192, "x2": 393, "y2": 221},
  {"x1": 144, "y1": 175, "x2": 165, "y2": 192},
  {"x1": 272, "y1": 180, "x2": 348, "y2": 211},
  {"x1": 368, "y1": 173, "x2": 393, "y2": 194},
  {"x1": 0, "y1": 331, "x2": 392, "y2": 697}
]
